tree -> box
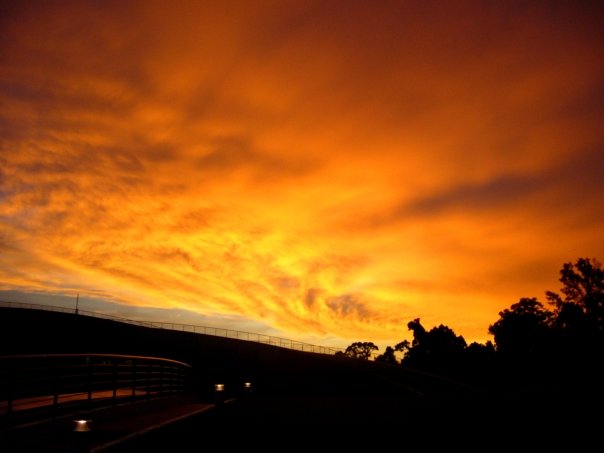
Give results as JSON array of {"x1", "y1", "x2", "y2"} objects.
[
  {"x1": 375, "y1": 346, "x2": 398, "y2": 365},
  {"x1": 400, "y1": 318, "x2": 467, "y2": 370},
  {"x1": 343, "y1": 341, "x2": 379, "y2": 360},
  {"x1": 488, "y1": 297, "x2": 554, "y2": 356},
  {"x1": 546, "y1": 257, "x2": 604, "y2": 334},
  {"x1": 426, "y1": 324, "x2": 467, "y2": 355},
  {"x1": 407, "y1": 318, "x2": 426, "y2": 347},
  {"x1": 466, "y1": 341, "x2": 495, "y2": 355},
  {"x1": 394, "y1": 339, "x2": 410, "y2": 356}
]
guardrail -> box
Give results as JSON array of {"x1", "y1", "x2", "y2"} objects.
[
  {"x1": 0, "y1": 300, "x2": 343, "y2": 355},
  {"x1": 0, "y1": 353, "x2": 191, "y2": 426}
]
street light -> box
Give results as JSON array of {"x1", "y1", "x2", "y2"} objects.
[
  {"x1": 72, "y1": 414, "x2": 92, "y2": 432},
  {"x1": 71, "y1": 413, "x2": 92, "y2": 452},
  {"x1": 214, "y1": 383, "x2": 225, "y2": 405}
]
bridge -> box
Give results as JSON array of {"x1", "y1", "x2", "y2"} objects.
[
  {"x1": 0, "y1": 353, "x2": 191, "y2": 423},
  {"x1": 0, "y1": 301, "x2": 350, "y2": 451},
  {"x1": 0, "y1": 352, "x2": 214, "y2": 452},
  {"x1": 0, "y1": 301, "x2": 495, "y2": 450},
  {"x1": 0, "y1": 300, "x2": 343, "y2": 355}
]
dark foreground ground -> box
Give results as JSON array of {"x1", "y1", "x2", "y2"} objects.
[
  {"x1": 99, "y1": 393, "x2": 602, "y2": 450},
  {"x1": 2, "y1": 390, "x2": 600, "y2": 452}
]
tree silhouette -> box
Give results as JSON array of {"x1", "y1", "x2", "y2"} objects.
[
  {"x1": 488, "y1": 297, "x2": 553, "y2": 356},
  {"x1": 407, "y1": 318, "x2": 426, "y2": 347},
  {"x1": 375, "y1": 346, "x2": 398, "y2": 365},
  {"x1": 343, "y1": 341, "x2": 379, "y2": 360},
  {"x1": 343, "y1": 258, "x2": 603, "y2": 393},
  {"x1": 466, "y1": 340, "x2": 495, "y2": 356},
  {"x1": 400, "y1": 318, "x2": 467, "y2": 371},
  {"x1": 394, "y1": 339, "x2": 410, "y2": 355},
  {"x1": 546, "y1": 257, "x2": 604, "y2": 335}
]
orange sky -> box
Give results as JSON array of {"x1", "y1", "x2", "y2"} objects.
[{"x1": 1, "y1": 1, "x2": 603, "y2": 349}]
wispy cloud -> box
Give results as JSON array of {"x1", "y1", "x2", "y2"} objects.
[{"x1": 1, "y1": 1, "x2": 603, "y2": 346}]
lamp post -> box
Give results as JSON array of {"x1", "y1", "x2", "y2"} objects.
[
  {"x1": 73, "y1": 417, "x2": 91, "y2": 432},
  {"x1": 214, "y1": 383, "x2": 225, "y2": 405},
  {"x1": 71, "y1": 413, "x2": 92, "y2": 452}
]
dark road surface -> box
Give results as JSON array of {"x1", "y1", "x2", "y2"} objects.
[{"x1": 2, "y1": 391, "x2": 600, "y2": 451}]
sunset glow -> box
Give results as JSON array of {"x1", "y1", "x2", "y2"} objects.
[{"x1": 1, "y1": 1, "x2": 603, "y2": 348}]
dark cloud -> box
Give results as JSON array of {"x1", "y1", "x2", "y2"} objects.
[
  {"x1": 196, "y1": 137, "x2": 259, "y2": 171},
  {"x1": 344, "y1": 174, "x2": 544, "y2": 232},
  {"x1": 271, "y1": 276, "x2": 300, "y2": 292},
  {"x1": 555, "y1": 147, "x2": 604, "y2": 193},
  {"x1": 168, "y1": 208, "x2": 216, "y2": 234},
  {"x1": 352, "y1": 142, "x2": 604, "y2": 231},
  {"x1": 540, "y1": 147, "x2": 604, "y2": 224},
  {"x1": 326, "y1": 294, "x2": 369, "y2": 319},
  {"x1": 304, "y1": 288, "x2": 321, "y2": 310},
  {"x1": 0, "y1": 235, "x2": 18, "y2": 253},
  {"x1": 147, "y1": 247, "x2": 205, "y2": 274},
  {"x1": 405, "y1": 175, "x2": 543, "y2": 217},
  {"x1": 196, "y1": 135, "x2": 316, "y2": 181}
]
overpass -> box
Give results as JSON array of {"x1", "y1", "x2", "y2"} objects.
[
  {"x1": 0, "y1": 301, "x2": 491, "y2": 451},
  {"x1": 0, "y1": 301, "x2": 352, "y2": 450},
  {"x1": 0, "y1": 353, "x2": 191, "y2": 424},
  {"x1": 0, "y1": 352, "x2": 214, "y2": 452},
  {"x1": 0, "y1": 300, "x2": 343, "y2": 355}
]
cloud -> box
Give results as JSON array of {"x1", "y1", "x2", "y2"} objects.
[
  {"x1": 304, "y1": 288, "x2": 321, "y2": 310},
  {"x1": 326, "y1": 294, "x2": 369, "y2": 320},
  {"x1": 349, "y1": 174, "x2": 545, "y2": 231},
  {"x1": 1, "y1": 1, "x2": 603, "y2": 347}
]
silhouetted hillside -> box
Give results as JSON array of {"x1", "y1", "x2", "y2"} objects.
[
  {"x1": 1, "y1": 307, "x2": 602, "y2": 439},
  {"x1": 0, "y1": 307, "x2": 488, "y2": 427},
  {"x1": 0, "y1": 308, "x2": 475, "y2": 398}
]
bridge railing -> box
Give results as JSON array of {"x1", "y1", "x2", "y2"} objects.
[
  {"x1": 0, "y1": 300, "x2": 344, "y2": 355},
  {"x1": 0, "y1": 353, "x2": 191, "y2": 426}
]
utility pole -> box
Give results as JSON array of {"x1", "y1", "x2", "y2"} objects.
[{"x1": 75, "y1": 293, "x2": 79, "y2": 315}]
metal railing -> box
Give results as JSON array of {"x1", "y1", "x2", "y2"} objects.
[
  {"x1": 0, "y1": 300, "x2": 343, "y2": 355},
  {"x1": 0, "y1": 353, "x2": 191, "y2": 425}
]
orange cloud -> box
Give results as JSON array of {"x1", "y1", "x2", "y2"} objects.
[{"x1": 1, "y1": 1, "x2": 603, "y2": 348}]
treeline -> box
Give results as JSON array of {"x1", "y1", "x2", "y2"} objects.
[{"x1": 338, "y1": 257, "x2": 604, "y2": 389}]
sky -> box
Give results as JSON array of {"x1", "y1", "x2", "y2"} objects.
[{"x1": 1, "y1": 1, "x2": 603, "y2": 350}]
